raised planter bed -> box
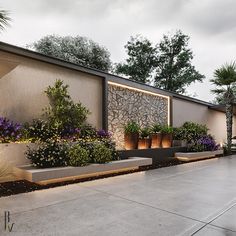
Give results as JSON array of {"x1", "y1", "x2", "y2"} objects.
[
  {"x1": 119, "y1": 146, "x2": 187, "y2": 165},
  {"x1": 175, "y1": 149, "x2": 223, "y2": 162},
  {"x1": 0, "y1": 143, "x2": 36, "y2": 167},
  {"x1": 15, "y1": 157, "x2": 152, "y2": 184}
]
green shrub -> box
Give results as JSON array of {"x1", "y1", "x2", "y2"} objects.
[
  {"x1": 26, "y1": 140, "x2": 69, "y2": 168},
  {"x1": 91, "y1": 143, "x2": 113, "y2": 164},
  {"x1": 173, "y1": 127, "x2": 186, "y2": 140},
  {"x1": 79, "y1": 124, "x2": 97, "y2": 139},
  {"x1": 23, "y1": 119, "x2": 58, "y2": 142},
  {"x1": 68, "y1": 144, "x2": 90, "y2": 166},
  {"x1": 182, "y1": 122, "x2": 208, "y2": 143},
  {"x1": 124, "y1": 121, "x2": 140, "y2": 134},
  {"x1": 44, "y1": 79, "x2": 90, "y2": 134}
]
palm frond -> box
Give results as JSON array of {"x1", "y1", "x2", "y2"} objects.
[
  {"x1": 211, "y1": 88, "x2": 225, "y2": 94},
  {"x1": 0, "y1": 9, "x2": 11, "y2": 30},
  {"x1": 212, "y1": 62, "x2": 236, "y2": 86}
]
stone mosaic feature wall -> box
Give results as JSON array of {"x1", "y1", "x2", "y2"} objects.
[{"x1": 108, "y1": 83, "x2": 169, "y2": 149}]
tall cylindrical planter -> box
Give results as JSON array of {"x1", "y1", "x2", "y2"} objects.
[
  {"x1": 151, "y1": 133, "x2": 162, "y2": 148},
  {"x1": 162, "y1": 133, "x2": 173, "y2": 148},
  {"x1": 124, "y1": 133, "x2": 139, "y2": 150}
]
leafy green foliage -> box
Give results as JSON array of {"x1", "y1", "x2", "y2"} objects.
[
  {"x1": 154, "y1": 30, "x2": 204, "y2": 93},
  {"x1": 23, "y1": 119, "x2": 58, "y2": 142},
  {"x1": 151, "y1": 124, "x2": 162, "y2": 133},
  {"x1": 0, "y1": 9, "x2": 11, "y2": 31},
  {"x1": 124, "y1": 121, "x2": 140, "y2": 134},
  {"x1": 115, "y1": 35, "x2": 157, "y2": 83},
  {"x1": 173, "y1": 127, "x2": 185, "y2": 140},
  {"x1": 182, "y1": 122, "x2": 208, "y2": 143},
  {"x1": 115, "y1": 31, "x2": 204, "y2": 94},
  {"x1": 68, "y1": 144, "x2": 90, "y2": 166},
  {"x1": 44, "y1": 79, "x2": 90, "y2": 136},
  {"x1": 161, "y1": 125, "x2": 174, "y2": 134},
  {"x1": 79, "y1": 124, "x2": 97, "y2": 139},
  {"x1": 90, "y1": 143, "x2": 113, "y2": 164},
  {"x1": 26, "y1": 140, "x2": 69, "y2": 168},
  {"x1": 30, "y1": 35, "x2": 112, "y2": 71},
  {"x1": 140, "y1": 127, "x2": 151, "y2": 138},
  {"x1": 211, "y1": 62, "x2": 236, "y2": 152}
]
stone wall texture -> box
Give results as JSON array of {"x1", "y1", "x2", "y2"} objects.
[{"x1": 108, "y1": 84, "x2": 169, "y2": 149}]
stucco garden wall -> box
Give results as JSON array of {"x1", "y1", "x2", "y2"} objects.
[
  {"x1": 108, "y1": 83, "x2": 169, "y2": 149},
  {"x1": 172, "y1": 97, "x2": 236, "y2": 144},
  {"x1": 0, "y1": 51, "x2": 103, "y2": 129}
]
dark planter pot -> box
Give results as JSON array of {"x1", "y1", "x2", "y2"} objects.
[
  {"x1": 151, "y1": 133, "x2": 162, "y2": 148},
  {"x1": 173, "y1": 140, "x2": 187, "y2": 147},
  {"x1": 138, "y1": 138, "x2": 151, "y2": 149},
  {"x1": 162, "y1": 133, "x2": 173, "y2": 148},
  {"x1": 124, "y1": 133, "x2": 139, "y2": 150}
]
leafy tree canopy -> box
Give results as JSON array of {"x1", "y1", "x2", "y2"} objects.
[
  {"x1": 154, "y1": 30, "x2": 205, "y2": 93},
  {"x1": 115, "y1": 30, "x2": 205, "y2": 94},
  {"x1": 30, "y1": 35, "x2": 112, "y2": 72},
  {"x1": 115, "y1": 35, "x2": 157, "y2": 84}
]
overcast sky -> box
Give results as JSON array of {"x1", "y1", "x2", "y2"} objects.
[{"x1": 1, "y1": 0, "x2": 236, "y2": 102}]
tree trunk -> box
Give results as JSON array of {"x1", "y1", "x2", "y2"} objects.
[{"x1": 226, "y1": 103, "x2": 233, "y2": 153}]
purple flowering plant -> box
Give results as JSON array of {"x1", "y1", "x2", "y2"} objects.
[
  {"x1": 0, "y1": 117, "x2": 22, "y2": 143},
  {"x1": 189, "y1": 135, "x2": 220, "y2": 152},
  {"x1": 97, "y1": 129, "x2": 111, "y2": 138}
]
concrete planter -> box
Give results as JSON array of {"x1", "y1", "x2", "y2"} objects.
[
  {"x1": 175, "y1": 149, "x2": 223, "y2": 162},
  {"x1": 15, "y1": 157, "x2": 152, "y2": 184},
  {"x1": 0, "y1": 143, "x2": 37, "y2": 167}
]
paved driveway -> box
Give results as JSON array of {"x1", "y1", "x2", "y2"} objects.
[{"x1": 1, "y1": 156, "x2": 236, "y2": 235}]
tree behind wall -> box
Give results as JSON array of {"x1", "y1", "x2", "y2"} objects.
[
  {"x1": 30, "y1": 35, "x2": 112, "y2": 72},
  {"x1": 154, "y1": 30, "x2": 205, "y2": 94},
  {"x1": 211, "y1": 62, "x2": 236, "y2": 153},
  {"x1": 115, "y1": 35, "x2": 157, "y2": 84}
]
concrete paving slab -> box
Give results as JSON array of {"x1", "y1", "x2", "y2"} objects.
[
  {"x1": 0, "y1": 156, "x2": 236, "y2": 235},
  {"x1": 193, "y1": 225, "x2": 236, "y2": 236},
  {"x1": 210, "y1": 204, "x2": 236, "y2": 232}
]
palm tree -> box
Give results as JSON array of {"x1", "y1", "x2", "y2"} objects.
[
  {"x1": 0, "y1": 9, "x2": 11, "y2": 31},
  {"x1": 211, "y1": 62, "x2": 236, "y2": 153}
]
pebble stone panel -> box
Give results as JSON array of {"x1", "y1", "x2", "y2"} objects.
[{"x1": 108, "y1": 84, "x2": 169, "y2": 149}]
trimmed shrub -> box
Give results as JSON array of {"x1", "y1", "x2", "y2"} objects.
[
  {"x1": 182, "y1": 122, "x2": 208, "y2": 143},
  {"x1": 91, "y1": 143, "x2": 113, "y2": 164},
  {"x1": 23, "y1": 119, "x2": 58, "y2": 142},
  {"x1": 68, "y1": 144, "x2": 90, "y2": 166},
  {"x1": 26, "y1": 140, "x2": 69, "y2": 168}
]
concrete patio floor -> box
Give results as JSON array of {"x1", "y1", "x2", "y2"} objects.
[{"x1": 1, "y1": 156, "x2": 236, "y2": 236}]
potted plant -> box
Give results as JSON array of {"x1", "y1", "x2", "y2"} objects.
[
  {"x1": 124, "y1": 121, "x2": 140, "y2": 150},
  {"x1": 161, "y1": 125, "x2": 174, "y2": 148},
  {"x1": 138, "y1": 127, "x2": 151, "y2": 149},
  {"x1": 150, "y1": 124, "x2": 162, "y2": 148}
]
